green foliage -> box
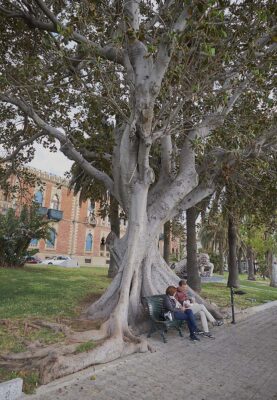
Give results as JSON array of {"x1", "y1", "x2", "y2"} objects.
[
  {"x1": 0, "y1": 204, "x2": 52, "y2": 268},
  {"x1": 209, "y1": 252, "x2": 221, "y2": 273},
  {"x1": 75, "y1": 340, "x2": 96, "y2": 353},
  {"x1": 240, "y1": 219, "x2": 277, "y2": 276}
]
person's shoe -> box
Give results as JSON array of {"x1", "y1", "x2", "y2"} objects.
[
  {"x1": 213, "y1": 320, "x2": 224, "y2": 326},
  {"x1": 194, "y1": 328, "x2": 205, "y2": 335},
  {"x1": 203, "y1": 332, "x2": 215, "y2": 339},
  {"x1": 190, "y1": 334, "x2": 200, "y2": 341}
]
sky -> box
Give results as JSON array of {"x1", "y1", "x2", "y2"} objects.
[{"x1": 27, "y1": 142, "x2": 73, "y2": 177}]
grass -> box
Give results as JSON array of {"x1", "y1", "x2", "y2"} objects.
[
  {"x1": 0, "y1": 266, "x2": 110, "y2": 352},
  {"x1": 0, "y1": 265, "x2": 111, "y2": 319},
  {"x1": 201, "y1": 273, "x2": 277, "y2": 309},
  {"x1": 75, "y1": 340, "x2": 96, "y2": 353},
  {"x1": 0, "y1": 265, "x2": 111, "y2": 393},
  {"x1": 0, "y1": 322, "x2": 65, "y2": 353}
]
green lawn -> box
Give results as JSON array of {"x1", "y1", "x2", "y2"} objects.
[
  {"x1": 0, "y1": 265, "x2": 111, "y2": 319},
  {"x1": 0, "y1": 265, "x2": 111, "y2": 392},
  {"x1": 201, "y1": 273, "x2": 277, "y2": 309}
]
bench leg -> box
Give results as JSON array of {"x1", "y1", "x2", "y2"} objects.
[
  {"x1": 160, "y1": 330, "x2": 167, "y2": 343},
  {"x1": 177, "y1": 326, "x2": 183, "y2": 337}
]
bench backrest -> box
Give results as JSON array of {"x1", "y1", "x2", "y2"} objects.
[{"x1": 144, "y1": 295, "x2": 167, "y2": 321}]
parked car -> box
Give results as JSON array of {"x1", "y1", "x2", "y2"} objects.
[
  {"x1": 24, "y1": 256, "x2": 42, "y2": 264},
  {"x1": 41, "y1": 256, "x2": 72, "y2": 265}
]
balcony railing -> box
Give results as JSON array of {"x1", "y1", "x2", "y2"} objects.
[
  {"x1": 85, "y1": 214, "x2": 97, "y2": 227},
  {"x1": 37, "y1": 207, "x2": 48, "y2": 217},
  {"x1": 47, "y1": 209, "x2": 63, "y2": 221}
]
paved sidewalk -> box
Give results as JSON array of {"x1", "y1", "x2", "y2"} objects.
[{"x1": 24, "y1": 304, "x2": 277, "y2": 400}]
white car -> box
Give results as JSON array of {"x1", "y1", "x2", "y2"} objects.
[{"x1": 42, "y1": 256, "x2": 72, "y2": 265}]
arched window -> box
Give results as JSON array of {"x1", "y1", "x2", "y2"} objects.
[
  {"x1": 51, "y1": 194, "x2": 59, "y2": 210},
  {"x1": 30, "y1": 238, "x2": 39, "y2": 247},
  {"x1": 85, "y1": 233, "x2": 93, "y2": 252},
  {"x1": 34, "y1": 190, "x2": 43, "y2": 206},
  {"x1": 46, "y1": 230, "x2": 56, "y2": 248}
]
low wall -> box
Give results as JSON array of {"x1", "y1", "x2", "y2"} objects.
[{"x1": 0, "y1": 378, "x2": 23, "y2": 400}]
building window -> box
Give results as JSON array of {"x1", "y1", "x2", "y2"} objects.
[
  {"x1": 30, "y1": 238, "x2": 39, "y2": 247},
  {"x1": 85, "y1": 233, "x2": 93, "y2": 252},
  {"x1": 34, "y1": 190, "x2": 43, "y2": 206},
  {"x1": 46, "y1": 230, "x2": 56, "y2": 248},
  {"x1": 51, "y1": 194, "x2": 59, "y2": 210}
]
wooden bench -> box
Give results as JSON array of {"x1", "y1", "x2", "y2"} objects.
[{"x1": 143, "y1": 294, "x2": 184, "y2": 343}]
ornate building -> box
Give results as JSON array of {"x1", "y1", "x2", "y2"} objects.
[{"x1": 0, "y1": 168, "x2": 179, "y2": 267}]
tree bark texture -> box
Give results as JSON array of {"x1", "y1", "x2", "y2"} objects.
[
  {"x1": 163, "y1": 221, "x2": 171, "y2": 265},
  {"x1": 270, "y1": 254, "x2": 277, "y2": 288},
  {"x1": 247, "y1": 245, "x2": 256, "y2": 281},
  {"x1": 237, "y1": 246, "x2": 243, "y2": 274},
  {"x1": 227, "y1": 215, "x2": 239, "y2": 288},
  {"x1": 108, "y1": 197, "x2": 120, "y2": 278},
  {"x1": 218, "y1": 240, "x2": 224, "y2": 275},
  {"x1": 186, "y1": 206, "x2": 201, "y2": 292}
]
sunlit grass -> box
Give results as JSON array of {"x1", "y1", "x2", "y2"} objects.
[{"x1": 201, "y1": 273, "x2": 277, "y2": 309}]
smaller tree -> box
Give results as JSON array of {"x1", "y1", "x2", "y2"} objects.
[{"x1": 0, "y1": 204, "x2": 52, "y2": 268}]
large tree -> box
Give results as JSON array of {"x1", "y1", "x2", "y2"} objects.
[{"x1": 0, "y1": 0, "x2": 276, "y2": 383}]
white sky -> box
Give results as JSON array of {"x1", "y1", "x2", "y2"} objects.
[{"x1": 27, "y1": 142, "x2": 73, "y2": 177}]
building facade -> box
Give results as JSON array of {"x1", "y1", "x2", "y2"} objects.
[{"x1": 0, "y1": 168, "x2": 180, "y2": 266}]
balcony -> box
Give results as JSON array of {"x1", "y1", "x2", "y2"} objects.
[
  {"x1": 37, "y1": 207, "x2": 48, "y2": 217},
  {"x1": 85, "y1": 214, "x2": 97, "y2": 227},
  {"x1": 47, "y1": 209, "x2": 63, "y2": 221}
]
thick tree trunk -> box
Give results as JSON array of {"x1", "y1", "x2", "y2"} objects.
[
  {"x1": 16, "y1": 219, "x2": 223, "y2": 385},
  {"x1": 108, "y1": 197, "x2": 120, "y2": 278},
  {"x1": 218, "y1": 240, "x2": 224, "y2": 275},
  {"x1": 227, "y1": 215, "x2": 239, "y2": 288},
  {"x1": 34, "y1": 182, "x2": 223, "y2": 384},
  {"x1": 163, "y1": 221, "x2": 171, "y2": 265},
  {"x1": 247, "y1": 245, "x2": 256, "y2": 281},
  {"x1": 186, "y1": 206, "x2": 201, "y2": 292}
]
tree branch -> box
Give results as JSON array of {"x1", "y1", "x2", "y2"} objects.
[
  {"x1": 0, "y1": 94, "x2": 115, "y2": 195},
  {"x1": 170, "y1": 182, "x2": 216, "y2": 220},
  {"x1": 0, "y1": 2, "x2": 125, "y2": 66},
  {"x1": 79, "y1": 149, "x2": 112, "y2": 162},
  {"x1": 0, "y1": 132, "x2": 44, "y2": 163},
  {"x1": 123, "y1": 0, "x2": 141, "y2": 31}
]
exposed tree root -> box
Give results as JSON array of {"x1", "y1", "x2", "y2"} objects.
[
  {"x1": 33, "y1": 320, "x2": 72, "y2": 336},
  {"x1": 39, "y1": 335, "x2": 147, "y2": 384}
]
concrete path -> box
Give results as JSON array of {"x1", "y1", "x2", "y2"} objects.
[{"x1": 24, "y1": 304, "x2": 277, "y2": 400}]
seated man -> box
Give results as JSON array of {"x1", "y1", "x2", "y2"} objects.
[
  {"x1": 163, "y1": 286, "x2": 203, "y2": 341},
  {"x1": 175, "y1": 280, "x2": 223, "y2": 339}
]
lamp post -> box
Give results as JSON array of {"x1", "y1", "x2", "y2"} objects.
[{"x1": 230, "y1": 288, "x2": 246, "y2": 324}]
